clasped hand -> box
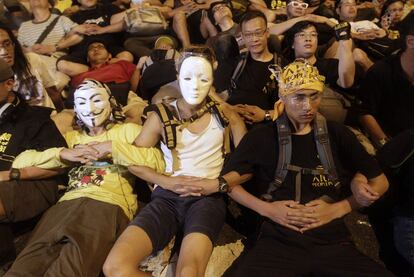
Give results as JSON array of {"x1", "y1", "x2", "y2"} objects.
[
  {"x1": 264, "y1": 199, "x2": 342, "y2": 233},
  {"x1": 59, "y1": 141, "x2": 112, "y2": 164}
]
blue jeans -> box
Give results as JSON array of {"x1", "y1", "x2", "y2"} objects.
[{"x1": 394, "y1": 215, "x2": 414, "y2": 266}]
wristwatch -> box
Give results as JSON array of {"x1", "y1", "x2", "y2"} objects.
[
  {"x1": 378, "y1": 138, "x2": 389, "y2": 147},
  {"x1": 9, "y1": 168, "x2": 20, "y2": 181},
  {"x1": 264, "y1": 110, "x2": 272, "y2": 121},
  {"x1": 218, "y1": 176, "x2": 229, "y2": 193}
]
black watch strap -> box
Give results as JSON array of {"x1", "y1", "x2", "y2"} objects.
[
  {"x1": 9, "y1": 168, "x2": 20, "y2": 180},
  {"x1": 218, "y1": 176, "x2": 229, "y2": 193}
]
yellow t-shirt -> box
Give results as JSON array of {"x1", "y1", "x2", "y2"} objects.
[{"x1": 13, "y1": 123, "x2": 165, "y2": 219}]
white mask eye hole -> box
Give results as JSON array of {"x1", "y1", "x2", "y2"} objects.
[{"x1": 183, "y1": 77, "x2": 191, "y2": 81}]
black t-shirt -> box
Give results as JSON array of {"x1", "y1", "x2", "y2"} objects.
[
  {"x1": 226, "y1": 55, "x2": 278, "y2": 110},
  {"x1": 315, "y1": 58, "x2": 364, "y2": 91},
  {"x1": 315, "y1": 58, "x2": 339, "y2": 88},
  {"x1": 357, "y1": 53, "x2": 414, "y2": 137},
  {"x1": 222, "y1": 119, "x2": 382, "y2": 241},
  {"x1": 0, "y1": 99, "x2": 67, "y2": 171},
  {"x1": 70, "y1": 4, "x2": 123, "y2": 52}
]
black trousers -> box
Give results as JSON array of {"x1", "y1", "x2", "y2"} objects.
[{"x1": 225, "y1": 221, "x2": 394, "y2": 277}]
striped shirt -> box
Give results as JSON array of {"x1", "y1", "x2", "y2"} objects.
[{"x1": 18, "y1": 14, "x2": 77, "y2": 48}]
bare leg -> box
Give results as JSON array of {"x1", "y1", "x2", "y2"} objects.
[
  {"x1": 173, "y1": 12, "x2": 191, "y2": 48},
  {"x1": 110, "y1": 51, "x2": 135, "y2": 64},
  {"x1": 103, "y1": 225, "x2": 153, "y2": 277},
  {"x1": 175, "y1": 233, "x2": 213, "y2": 277}
]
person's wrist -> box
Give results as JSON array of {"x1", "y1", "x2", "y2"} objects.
[
  {"x1": 258, "y1": 200, "x2": 271, "y2": 217},
  {"x1": 0, "y1": 171, "x2": 10, "y2": 181},
  {"x1": 334, "y1": 200, "x2": 351, "y2": 218}
]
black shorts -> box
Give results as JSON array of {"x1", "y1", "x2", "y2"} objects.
[{"x1": 131, "y1": 186, "x2": 226, "y2": 253}]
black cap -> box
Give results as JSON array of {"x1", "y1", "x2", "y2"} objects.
[{"x1": 0, "y1": 59, "x2": 14, "y2": 82}]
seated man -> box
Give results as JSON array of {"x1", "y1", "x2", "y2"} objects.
[
  {"x1": 5, "y1": 79, "x2": 165, "y2": 276},
  {"x1": 358, "y1": 11, "x2": 414, "y2": 148},
  {"x1": 0, "y1": 59, "x2": 66, "y2": 264},
  {"x1": 103, "y1": 46, "x2": 246, "y2": 277},
  {"x1": 221, "y1": 59, "x2": 392, "y2": 276},
  {"x1": 69, "y1": 40, "x2": 140, "y2": 106},
  {"x1": 216, "y1": 11, "x2": 280, "y2": 126}
]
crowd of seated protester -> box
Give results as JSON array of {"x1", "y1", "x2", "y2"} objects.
[{"x1": 0, "y1": 0, "x2": 413, "y2": 275}]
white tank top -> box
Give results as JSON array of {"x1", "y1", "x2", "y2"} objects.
[{"x1": 161, "y1": 101, "x2": 225, "y2": 179}]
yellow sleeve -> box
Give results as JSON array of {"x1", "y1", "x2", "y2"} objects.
[
  {"x1": 12, "y1": 147, "x2": 69, "y2": 169},
  {"x1": 111, "y1": 141, "x2": 165, "y2": 173}
]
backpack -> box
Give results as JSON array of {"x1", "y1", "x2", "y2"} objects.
[
  {"x1": 143, "y1": 96, "x2": 231, "y2": 171},
  {"x1": 261, "y1": 112, "x2": 341, "y2": 203}
]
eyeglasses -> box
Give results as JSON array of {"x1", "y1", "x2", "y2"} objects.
[
  {"x1": 294, "y1": 32, "x2": 318, "y2": 40},
  {"x1": 0, "y1": 39, "x2": 13, "y2": 50},
  {"x1": 288, "y1": 1, "x2": 309, "y2": 9},
  {"x1": 242, "y1": 29, "x2": 267, "y2": 40}
]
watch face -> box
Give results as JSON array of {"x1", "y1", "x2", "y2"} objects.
[{"x1": 219, "y1": 182, "x2": 229, "y2": 193}]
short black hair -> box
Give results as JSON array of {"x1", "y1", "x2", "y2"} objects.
[
  {"x1": 208, "y1": 1, "x2": 231, "y2": 24},
  {"x1": 240, "y1": 11, "x2": 267, "y2": 30},
  {"x1": 381, "y1": 0, "x2": 404, "y2": 17},
  {"x1": 283, "y1": 21, "x2": 318, "y2": 61}
]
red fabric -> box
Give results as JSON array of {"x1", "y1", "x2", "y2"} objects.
[{"x1": 71, "y1": 60, "x2": 136, "y2": 87}]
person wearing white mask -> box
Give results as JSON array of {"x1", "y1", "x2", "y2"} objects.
[
  {"x1": 5, "y1": 79, "x2": 165, "y2": 277},
  {"x1": 103, "y1": 46, "x2": 246, "y2": 277}
]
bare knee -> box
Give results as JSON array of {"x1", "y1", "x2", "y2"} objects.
[
  {"x1": 103, "y1": 256, "x2": 134, "y2": 277},
  {"x1": 176, "y1": 265, "x2": 199, "y2": 277},
  {"x1": 116, "y1": 51, "x2": 134, "y2": 63}
]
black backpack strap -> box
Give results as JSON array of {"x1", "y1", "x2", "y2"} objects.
[
  {"x1": 143, "y1": 103, "x2": 179, "y2": 149},
  {"x1": 314, "y1": 113, "x2": 340, "y2": 189},
  {"x1": 35, "y1": 16, "x2": 61, "y2": 45},
  {"x1": 229, "y1": 52, "x2": 248, "y2": 91},
  {"x1": 262, "y1": 113, "x2": 292, "y2": 201}
]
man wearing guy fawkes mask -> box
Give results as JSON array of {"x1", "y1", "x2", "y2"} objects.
[
  {"x1": 5, "y1": 79, "x2": 165, "y2": 277},
  {"x1": 0, "y1": 59, "x2": 66, "y2": 265}
]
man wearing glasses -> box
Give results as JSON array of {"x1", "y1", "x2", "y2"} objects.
[{"x1": 224, "y1": 11, "x2": 280, "y2": 125}]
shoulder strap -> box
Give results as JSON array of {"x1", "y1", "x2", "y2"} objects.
[
  {"x1": 206, "y1": 96, "x2": 231, "y2": 158},
  {"x1": 35, "y1": 15, "x2": 61, "y2": 45},
  {"x1": 262, "y1": 112, "x2": 292, "y2": 201},
  {"x1": 314, "y1": 113, "x2": 340, "y2": 189},
  {"x1": 143, "y1": 103, "x2": 179, "y2": 149},
  {"x1": 230, "y1": 52, "x2": 248, "y2": 90}
]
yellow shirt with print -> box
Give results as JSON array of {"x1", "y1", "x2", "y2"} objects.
[{"x1": 12, "y1": 123, "x2": 165, "y2": 220}]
